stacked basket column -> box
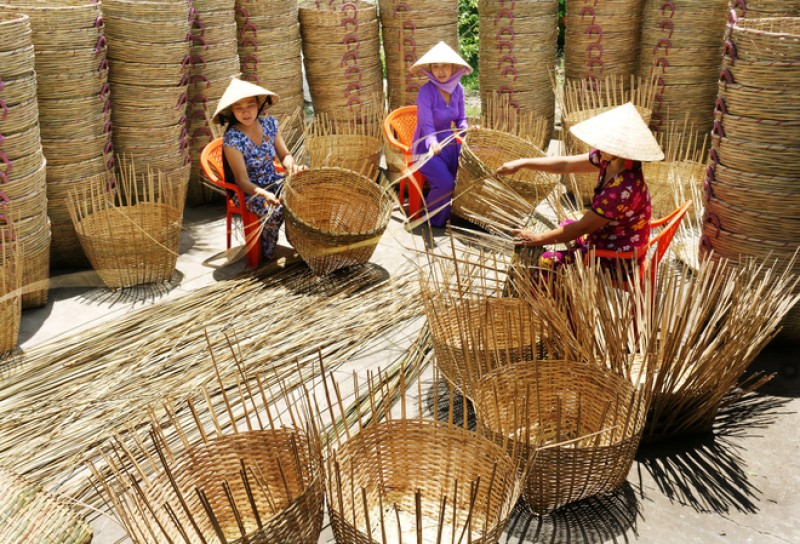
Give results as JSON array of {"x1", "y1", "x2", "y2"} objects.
[
  {"x1": 300, "y1": 1, "x2": 385, "y2": 120},
  {"x1": 235, "y1": 0, "x2": 304, "y2": 148},
  {"x1": 378, "y1": 0, "x2": 458, "y2": 111},
  {"x1": 188, "y1": 0, "x2": 240, "y2": 204},
  {"x1": 104, "y1": 0, "x2": 192, "y2": 198},
  {"x1": 700, "y1": 16, "x2": 800, "y2": 342},
  {"x1": 0, "y1": 12, "x2": 49, "y2": 308},
  {"x1": 638, "y1": 0, "x2": 728, "y2": 135},
  {"x1": 564, "y1": 0, "x2": 644, "y2": 86},
  {"x1": 478, "y1": 0, "x2": 558, "y2": 138},
  {"x1": 0, "y1": 1, "x2": 112, "y2": 269}
]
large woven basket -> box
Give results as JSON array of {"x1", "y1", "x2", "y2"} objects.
[
  {"x1": 0, "y1": 465, "x2": 92, "y2": 543},
  {"x1": 326, "y1": 418, "x2": 523, "y2": 544},
  {"x1": 67, "y1": 169, "x2": 187, "y2": 289},
  {"x1": 283, "y1": 167, "x2": 392, "y2": 275},
  {"x1": 0, "y1": 219, "x2": 21, "y2": 357},
  {"x1": 473, "y1": 360, "x2": 647, "y2": 514},
  {"x1": 454, "y1": 128, "x2": 556, "y2": 228}
]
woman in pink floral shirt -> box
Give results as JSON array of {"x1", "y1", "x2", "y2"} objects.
[{"x1": 497, "y1": 103, "x2": 662, "y2": 272}]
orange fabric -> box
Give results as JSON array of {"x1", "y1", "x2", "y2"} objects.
[{"x1": 384, "y1": 106, "x2": 424, "y2": 219}]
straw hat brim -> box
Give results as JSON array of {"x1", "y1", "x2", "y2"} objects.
[
  {"x1": 409, "y1": 41, "x2": 473, "y2": 76},
  {"x1": 212, "y1": 77, "x2": 280, "y2": 124},
  {"x1": 569, "y1": 102, "x2": 665, "y2": 162}
]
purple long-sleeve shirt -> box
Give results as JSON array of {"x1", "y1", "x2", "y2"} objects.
[{"x1": 412, "y1": 81, "x2": 467, "y2": 158}]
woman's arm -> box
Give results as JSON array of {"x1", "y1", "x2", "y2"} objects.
[
  {"x1": 497, "y1": 153, "x2": 598, "y2": 176},
  {"x1": 223, "y1": 145, "x2": 280, "y2": 206},
  {"x1": 273, "y1": 130, "x2": 304, "y2": 175},
  {"x1": 511, "y1": 210, "x2": 609, "y2": 247},
  {"x1": 416, "y1": 86, "x2": 441, "y2": 154}
]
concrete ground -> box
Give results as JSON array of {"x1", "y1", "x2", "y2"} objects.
[{"x1": 11, "y1": 201, "x2": 800, "y2": 544}]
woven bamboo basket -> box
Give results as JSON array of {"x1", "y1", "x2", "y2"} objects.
[
  {"x1": 453, "y1": 128, "x2": 556, "y2": 226},
  {"x1": 0, "y1": 218, "x2": 21, "y2": 357},
  {"x1": 715, "y1": 110, "x2": 800, "y2": 147},
  {"x1": 0, "y1": 72, "x2": 36, "y2": 106},
  {"x1": 473, "y1": 360, "x2": 647, "y2": 514},
  {"x1": 0, "y1": 465, "x2": 92, "y2": 543},
  {"x1": 721, "y1": 57, "x2": 800, "y2": 89},
  {"x1": 31, "y1": 47, "x2": 103, "y2": 73},
  {"x1": 305, "y1": 133, "x2": 381, "y2": 180},
  {"x1": 88, "y1": 354, "x2": 324, "y2": 544},
  {"x1": 0, "y1": 124, "x2": 39, "y2": 157},
  {"x1": 1, "y1": 158, "x2": 45, "y2": 202},
  {"x1": 326, "y1": 418, "x2": 523, "y2": 544},
  {"x1": 0, "y1": 12, "x2": 30, "y2": 52},
  {"x1": 35, "y1": 67, "x2": 108, "y2": 100},
  {"x1": 379, "y1": 0, "x2": 458, "y2": 109},
  {"x1": 28, "y1": 24, "x2": 102, "y2": 50},
  {"x1": 710, "y1": 181, "x2": 800, "y2": 218},
  {"x1": 103, "y1": 14, "x2": 191, "y2": 43},
  {"x1": 0, "y1": 45, "x2": 35, "y2": 78},
  {"x1": 107, "y1": 38, "x2": 190, "y2": 64},
  {"x1": 0, "y1": 1, "x2": 100, "y2": 30},
  {"x1": 704, "y1": 193, "x2": 799, "y2": 243},
  {"x1": 17, "y1": 214, "x2": 49, "y2": 308},
  {"x1": 732, "y1": 0, "x2": 800, "y2": 17},
  {"x1": 716, "y1": 81, "x2": 800, "y2": 121},
  {"x1": 43, "y1": 134, "x2": 111, "y2": 166},
  {"x1": 46, "y1": 155, "x2": 107, "y2": 183},
  {"x1": 700, "y1": 222, "x2": 800, "y2": 271},
  {"x1": 67, "y1": 169, "x2": 187, "y2": 289},
  {"x1": 712, "y1": 135, "x2": 800, "y2": 177},
  {"x1": 103, "y1": 0, "x2": 191, "y2": 19},
  {"x1": 108, "y1": 60, "x2": 187, "y2": 87},
  {"x1": 0, "y1": 145, "x2": 43, "y2": 180},
  {"x1": 728, "y1": 17, "x2": 800, "y2": 62},
  {"x1": 283, "y1": 167, "x2": 392, "y2": 275}
]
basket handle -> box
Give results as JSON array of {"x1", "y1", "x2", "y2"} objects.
[
  {"x1": 0, "y1": 171, "x2": 8, "y2": 184},
  {"x1": 100, "y1": 82, "x2": 110, "y2": 98},
  {"x1": 709, "y1": 147, "x2": 719, "y2": 168},
  {"x1": 655, "y1": 57, "x2": 669, "y2": 71},
  {"x1": 723, "y1": 40, "x2": 737, "y2": 62},
  {"x1": 190, "y1": 94, "x2": 208, "y2": 106},
  {"x1": 179, "y1": 72, "x2": 190, "y2": 86},
  {"x1": 242, "y1": 72, "x2": 260, "y2": 84},
  {"x1": 496, "y1": 8, "x2": 514, "y2": 24},
  {"x1": 240, "y1": 20, "x2": 258, "y2": 37},
  {"x1": 705, "y1": 165, "x2": 716, "y2": 184},
  {"x1": 498, "y1": 0, "x2": 517, "y2": 7},
  {"x1": 0, "y1": 78, "x2": 4, "y2": 92},
  {"x1": 344, "y1": 81, "x2": 361, "y2": 97},
  {"x1": 498, "y1": 85, "x2": 515, "y2": 95},
  {"x1": 393, "y1": 2, "x2": 411, "y2": 15},
  {"x1": 705, "y1": 212, "x2": 721, "y2": 238},
  {"x1": 181, "y1": 54, "x2": 192, "y2": 70},
  {"x1": 242, "y1": 54, "x2": 259, "y2": 70},
  {"x1": 653, "y1": 76, "x2": 666, "y2": 93},
  {"x1": 402, "y1": 20, "x2": 416, "y2": 33},
  {"x1": 584, "y1": 24, "x2": 603, "y2": 40},
  {"x1": 342, "y1": 1, "x2": 357, "y2": 15},
  {"x1": 345, "y1": 65, "x2": 362, "y2": 80},
  {"x1": 241, "y1": 37, "x2": 258, "y2": 50},
  {"x1": 102, "y1": 98, "x2": 111, "y2": 114},
  {"x1": 587, "y1": 42, "x2": 603, "y2": 58},
  {"x1": 193, "y1": 18, "x2": 206, "y2": 34},
  {"x1": 580, "y1": 5, "x2": 595, "y2": 23},
  {"x1": 497, "y1": 40, "x2": 514, "y2": 54},
  {"x1": 502, "y1": 66, "x2": 518, "y2": 81},
  {"x1": 191, "y1": 55, "x2": 207, "y2": 70},
  {"x1": 0, "y1": 151, "x2": 13, "y2": 176},
  {"x1": 660, "y1": 1, "x2": 675, "y2": 17},
  {"x1": 699, "y1": 234, "x2": 713, "y2": 253},
  {"x1": 98, "y1": 58, "x2": 109, "y2": 72},
  {"x1": 178, "y1": 114, "x2": 187, "y2": 126},
  {"x1": 719, "y1": 68, "x2": 733, "y2": 88},
  {"x1": 189, "y1": 34, "x2": 209, "y2": 50},
  {"x1": 714, "y1": 97, "x2": 727, "y2": 115},
  {"x1": 497, "y1": 54, "x2": 516, "y2": 69},
  {"x1": 176, "y1": 92, "x2": 188, "y2": 108},
  {"x1": 703, "y1": 177, "x2": 715, "y2": 199},
  {"x1": 587, "y1": 57, "x2": 604, "y2": 71},
  {"x1": 341, "y1": 49, "x2": 359, "y2": 67},
  {"x1": 107, "y1": 156, "x2": 116, "y2": 170},
  {"x1": 0, "y1": 98, "x2": 7, "y2": 121},
  {"x1": 404, "y1": 82, "x2": 419, "y2": 93},
  {"x1": 653, "y1": 38, "x2": 672, "y2": 54},
  {"x1": 234, "y1": 5, "x2": 248, "y2": 18},
  {"x1": 94, "y1": 15, "x2": 104, "y2": 27},
  {"x1": 343, "y1": 33, "x2": 360, "y2": 49},
  {"x1": 347, "y1": 96, "x2": 362, "y2": 109},
  {"x1": 191, "y1": 127, "x2": 213, "y2": 143},
  {"x1": 711, "y1": 120, "x2": 725, "y2": 139},
  {"x1": 103, "y1": 140, "x2": 114, "y2": 155},
  {"x1": 731, "y1": 0, "x2": 747, "y2": 18},
  {"x1": 658, "y1": 19, "x2": 674, "y2": 38},
  {"x1": 497, "y1": 26, "x2": 515, "y2": 40},
  {"x1": 342, "y1": 16, "x2": 358, "y2": 32},
  {"x1": 188, "y1": 6, "x2": 198, "y2": 21},
  {"x1": 95, "y1": 35, "x2": 107, "y2": 56},
  {"x1": 402, "y1": 36, "x2": 416, "y2": 51},
  {"x1": 191, "y1": 73, "x2": 210, "y2": 88}
]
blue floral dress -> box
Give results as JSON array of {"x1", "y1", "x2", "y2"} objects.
[{"x1": 223, "y1": 115, "x2": 285, "y2": 260}]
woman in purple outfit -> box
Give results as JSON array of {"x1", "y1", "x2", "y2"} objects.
[{"x1": 410, "y1": 42, "x2": 473, "y2": 228}]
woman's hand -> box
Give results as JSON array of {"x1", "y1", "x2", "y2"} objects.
[
  {"x1": 282, "y1": 154, "x2": 306, "y2": 176},
  {"x1": 255, "y1": 187, "x2": 280, "y2": 206},
  {"x1": 430, "y1": 141, "x2": 442, "y2": 156},
  {"x1": 496, "y1": 159, "x2": 527, "y2": 176},
  {"x1": 510, "y1": 228, "x2": 543, "y2": 247}
]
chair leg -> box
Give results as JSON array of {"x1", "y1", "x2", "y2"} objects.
[
  {"x1": 242, "y1": 210, "x2": 261, "y2": 269},
  {"x1": 407, "y1": 171, "x2": 424, "y2": 221},
  {"x1": 226, "y1": 211, "x2": 233, "y2": 249},
  {"x1": 398, "y1": 175, "x2": 407, "y2": 207}
]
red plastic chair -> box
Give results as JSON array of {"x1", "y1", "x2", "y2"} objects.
[
  {"x1": 584, "y1": 200, "x2": 693, "y2": 288},
  {"x1": 384, "y1": 105, "x2": 425, "y2": 220},
  {"x1": 200, "y1": 137, "x2": 284, "y2": 269}
]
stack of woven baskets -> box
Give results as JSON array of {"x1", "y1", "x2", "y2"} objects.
[
  {"x1": 0, "y1": 466, "x2": 92, "y2": 543},
  {"x1": 235, "y1": 0, "x2": 304, "y2": 147},
  {"x1": 0, "y1": 11, "x2": 49, "y2": 309},
  {"x1": 638, "y1": 0, "x2": 729, "y2": 135},
  {"x1": 104, "y1": 0, "x2": 192, "y2": 197},
  {"x1": 187, "y1": 0, "x2": 240, "y2": 204},
  {"x1": 731, "y1": 0, "x2": 800, "y2": 18},
  {"x1": 478, "y1": 0, "x2": 558, "y2": 138},
  {"x1": 701, "y1": 15, "x2": 800, "y2": 341},
  {"x1": 564, "y1": 0, "x2": 644, "y2": 86},
  {"x1": 379, "y1": 0, "x2": 458, "y2": 111},
  {"x1": 1, "y1": 1, "x2": 111, "y2": 270},
  {"x1": 300, "y1": 1, "x2": 385, "y2": 120}
]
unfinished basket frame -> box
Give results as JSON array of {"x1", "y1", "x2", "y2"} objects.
[
  {"x1": 66, "y1": 161, "x2": 188, "y2": 289},
  {"x1": 87, "y1": 339, "x2": 324, "y2": 544},
  {"x1": 283, "y1": 167, "x2": 392, "y2": 276}
]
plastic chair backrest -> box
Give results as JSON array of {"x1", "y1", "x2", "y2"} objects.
[
  {"x1": 200, "y1": 137, "x2": 224, "y2": 185},
  {"x1": 384, "y1": 105, "x2": 418, "y2": 155},
  {"x1": 647, "y1": 199, "x2": 692, "y2": 272}
]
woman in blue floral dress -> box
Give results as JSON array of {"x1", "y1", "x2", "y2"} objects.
[{"x1": 212, "y1": 78, "x2": 303, "y2": 261}]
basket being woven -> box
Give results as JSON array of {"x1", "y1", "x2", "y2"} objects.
[
  {"x1": 454, "y1": 128, "x2": 556, "y2": 225},
  {"x1": 473, "y1": 360, "x2": 647, "y2": 514},
  {"x1": 283, "y1": 167, "x2": 392, "y2": 275}
]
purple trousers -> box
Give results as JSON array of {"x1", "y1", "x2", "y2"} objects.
[{"x1": 418, "y1": 143, "x2": 460, "y2": 228}]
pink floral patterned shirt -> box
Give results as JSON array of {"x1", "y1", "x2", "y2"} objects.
[{"x1": 587, "y1": 149, "x2": 652, "y2": 258}]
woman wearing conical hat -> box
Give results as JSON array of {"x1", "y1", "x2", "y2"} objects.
[
  {"x1": 410, "y1": 41, "x2": 473, "y2": 228},
  {"x1": 497, "y1": 103, "x2": 664, "y2": 272},
  {"x1": 212, "y1": 77, "x2": 304, "y2": 262}
]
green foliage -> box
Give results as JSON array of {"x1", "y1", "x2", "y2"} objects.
[
  {"x1": 458, "y1": 0, "x2": 479, "y2": 75},
  {"x1": 558, "y1": 0, "x2": 566, "y2": 52}
]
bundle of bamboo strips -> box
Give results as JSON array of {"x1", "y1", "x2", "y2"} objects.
[{"x1": 0, "y1": 263, "x2": 423, "y2": 506}]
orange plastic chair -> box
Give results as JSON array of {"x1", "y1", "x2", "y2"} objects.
[
  {"x1": 383, "y1": 105, "x2": 425, "y2": 220},
  {"x1": 200, "y1": 137, "x2": 284, "y2": 269},
  {"x1": 583, "y1": 200, "x2": 693, "y2": 288}
]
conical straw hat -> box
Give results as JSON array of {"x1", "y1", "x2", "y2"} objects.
[
  {"x1": 212, "y1": 77, "x2": 280, "y2": 124},
  {"x1": 569, "y1": 103, "x2": 664, "y2": 162},
  {"x1": 410, "y1": 41, "x2": 473, "y2": 76}
]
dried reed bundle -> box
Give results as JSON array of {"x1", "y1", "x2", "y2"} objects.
[
  {"x1": 0, "y1": 216, "x2": 21, "y2": 357},
  {"x1": 316, "y1": 361, "x2": 530, "y2": 544},
  {"x1": 0, "y1": 263, "x2": 424, "y2": 506},
  {"x1": 559, "y1": 74, "x2": 656, "y2": 203},
  {"x1": 66, "y1": 161, "x2": 188, "y2": 289},
  {"x1": 0, "y1": 466, "x2": 92, "y2": 543},
  {"x1": 88, "y1": 340, "x2": 324, "y2": 544},
  {"x1": 303, "y1": 106, "x2": 382, "y2": 180},
  {"x1": 283, "y1": 167, "x2": 393, "y2": 276}
]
